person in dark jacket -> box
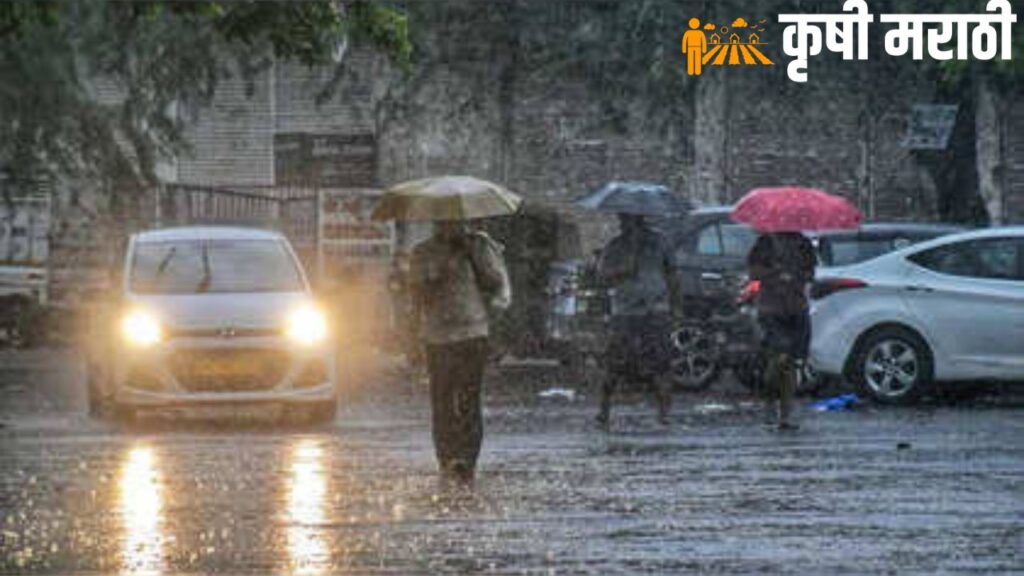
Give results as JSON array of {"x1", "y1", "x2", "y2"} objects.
[
  {"x1": 596, "y1": 214, "x2": 683, "y2": 428},
  {"x1": 747, "y1": 232, "x2": 816, "y2": 430}
]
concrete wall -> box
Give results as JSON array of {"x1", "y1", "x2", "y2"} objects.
[
  {"x1": 168, "y1": 0, "x2": 1023, "y2": 252},
  {"x1": 1006, "y1": 99, "x2": 1024, "y2": 223}
]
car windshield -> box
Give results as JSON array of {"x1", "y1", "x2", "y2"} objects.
[{"x1": 130, "y1": 239, "x2": 304, "y2": 294}]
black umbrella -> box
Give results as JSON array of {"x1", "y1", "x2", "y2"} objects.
[{"x1": 575, "y1": 181, "x2": 692, "y2": 216}]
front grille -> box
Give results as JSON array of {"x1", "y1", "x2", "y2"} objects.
[
  {"x1": 169, "y1": 349, "x2": 290, "y2": 392},
  {"x1": 167, "y1": 327, "x2": 283, "y2": 339}
]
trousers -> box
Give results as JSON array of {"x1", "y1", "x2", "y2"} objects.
[
  {"x1": 426, "y1": 337, "x2": 489, "y2": 481},
  {"x1": 763, "y1": 352, "x2": 797, "y2": 425}
]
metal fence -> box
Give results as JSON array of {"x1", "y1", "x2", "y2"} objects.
[{"x1": 157, "y1": 183, "x2": 317, "y2": 254}]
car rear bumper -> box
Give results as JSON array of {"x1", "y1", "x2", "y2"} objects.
[
  {"x1": 111, "y1": 336, "x2": 337, "y2": 408},
  {"x1": 810, "y1": 305, "x2": 854, "y2": 377},
  {"x1": 810, "y1": 341, "x2": 847, "y2": 377}
]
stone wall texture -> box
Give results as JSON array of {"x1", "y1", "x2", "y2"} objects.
[{"x1": 168, "y1": 0, "x2": 1024, "y2": 252}]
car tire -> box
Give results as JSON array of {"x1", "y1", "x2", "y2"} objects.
[
  {"x1": 668, "y1": 325, "x2": 720, "y2": 392},
  {"x1": 850, "y1": 326, "x2": 933, "y2": 405}
]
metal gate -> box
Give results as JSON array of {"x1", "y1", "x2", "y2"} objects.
[{"x1": 157, "y1": 183, "x2": 318, "y2": 266}]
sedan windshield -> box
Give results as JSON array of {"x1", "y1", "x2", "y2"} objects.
[{"x1": 130, "y1": 240, "x2": 304, "y2": 294}]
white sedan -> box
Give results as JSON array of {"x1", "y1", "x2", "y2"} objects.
[
  {"x1": 86, "y1": 226, "x2": 338, "y2": 421},
  {"x1": 811, "y1": 227, "x2": 1024, "y2": 404}
]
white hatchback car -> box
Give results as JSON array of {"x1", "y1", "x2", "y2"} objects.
[
  {"x1": 811, "y1": 227, "x2": 1024, "y2": 403},
  {"x1": 87, "y1": 226, "x2": 337, "y2": 420}
]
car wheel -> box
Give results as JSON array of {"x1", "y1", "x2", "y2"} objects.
[
  {"x1": 668, "y1": 325, "x2": 720, "y2": 392},
  {"x1": 850, "y1": 326, "x2": 932, "y2": 405}
]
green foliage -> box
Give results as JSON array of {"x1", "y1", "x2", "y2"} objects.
[
  {"x1": 939, "y1": 34, "x2": 1024, "y2": 89},
  {"x1": 916, "y1": 0, "x2": 1024, "y2": 88},
  {"x1": 0, "y1": 2, "x2": 58, "y2": 39},
  {"x1": 348, "y1": 1, "x2": 412, "y2": 71},
  {"x1": 0, "y1": 1, "x2": 411, "y2": 196}
]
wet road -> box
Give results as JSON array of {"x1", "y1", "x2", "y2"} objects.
[{"x1": 1, "y1": 349, "x2": 1022, "y2": 574}]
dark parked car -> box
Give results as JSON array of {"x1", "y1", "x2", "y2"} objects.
[
  {"x1": 666, "y1": 209, "x2": 966, "y2": 298},
  {"x1": 546, "y1": 208, "x2": 751, "y2": 370},
  {"x1": 658, "y1": 208, "x2": 759, "y2": 389},
  {"x1": 663, "y1": 207, "x2": 757, "y2": 306}
]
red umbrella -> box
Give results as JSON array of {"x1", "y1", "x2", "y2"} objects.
[{"x1": 731, "y1": 187, "x2": 862, "y2": 232}]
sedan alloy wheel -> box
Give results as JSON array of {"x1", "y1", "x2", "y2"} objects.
[{"x1": 860, "y1": 336, "x2": 924, "y2": 402}]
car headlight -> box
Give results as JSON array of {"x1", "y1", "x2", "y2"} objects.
[
  {"x1": 121, "y1": 310, "x2": 162, "y2": 347},
  {"x1": 286, "y1": 306, "x2": 328, "y2": 346}
]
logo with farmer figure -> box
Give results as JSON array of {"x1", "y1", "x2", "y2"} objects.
[{"x1": 681, "y1": 17, "x2": 774, "y2": 76}]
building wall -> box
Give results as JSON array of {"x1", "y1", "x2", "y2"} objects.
[
  {"x1": 1007, "y1": 99, "x2": 1024, "y2": 223},
  {"x1": 177, "y1": 71, "x2": 275, "y2": 187},
  {"x1": 169, "y1": 0, "x2": 1024, "y2": 250},
  {"x1": 712, "y1": 52, "x2": 941, "y2": 222}
]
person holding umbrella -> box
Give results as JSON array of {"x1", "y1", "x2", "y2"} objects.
[
  {"x1": 576, "y1": 182, "x2": 688, "y2": 428},
  {"x1": 373, "y1": 176, "x2": 519, "y2": 486},
  {"x1": 732, "y1": 187, "x2": 862, "y2": 430},
  {"x1": 747, "y1": 231, "x2": 816, "y2": 430}
]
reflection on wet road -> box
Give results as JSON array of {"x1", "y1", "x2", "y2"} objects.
[
  {"x1": 0, "y1": 350, "x2": 1022, "y2": 574},
  {"x1": 285, "y1": 439, "x2": 328, "y2": 575},
  {"x1": 119, "y1": 446, "x2": 164, "y2": 576}
]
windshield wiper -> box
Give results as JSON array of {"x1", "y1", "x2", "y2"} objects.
[
  {"x1": 154, "y1": 247, "x2": 178, "y2": 278},
  {"x1": 196, "y1": 243, "x2": 212, "y2": 293}
]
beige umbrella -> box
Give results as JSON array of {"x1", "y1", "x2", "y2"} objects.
[{"x1": 371, "y1": 176, "x2": 523, "y2": 221}]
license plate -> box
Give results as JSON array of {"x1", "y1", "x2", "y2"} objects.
[
  {"x1": 191, "y1": 355, "x2": 258, "y2": 378},
  {"x1": 176, "y1": 404, "x2": 282, "y2": 420}
]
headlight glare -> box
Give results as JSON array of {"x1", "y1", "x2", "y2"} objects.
[
  {"x1": 286, "y1": 306, "x2": 328, "y2": 346},
  {"x1": 121, "y1": 310, "x2": 162, "y2": 347}
]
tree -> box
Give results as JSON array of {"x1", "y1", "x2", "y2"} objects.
[
  {"x1": 916, "y1": 0, "x2": 1023, "y2": 225},
  {"x1": 0, "y1": 1, "x2": 411, "y2": 197}
]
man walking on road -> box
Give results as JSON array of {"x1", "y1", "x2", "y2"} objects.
[
  {"x1": 596, "y1": 214, "x2": 683, "y2": 428},
  {"x1": 409, "y1": 221, "x2": 511, "y2": 486},
  {"x1": 747, "y1": 232, "x2": 816, "y2": 430}
]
